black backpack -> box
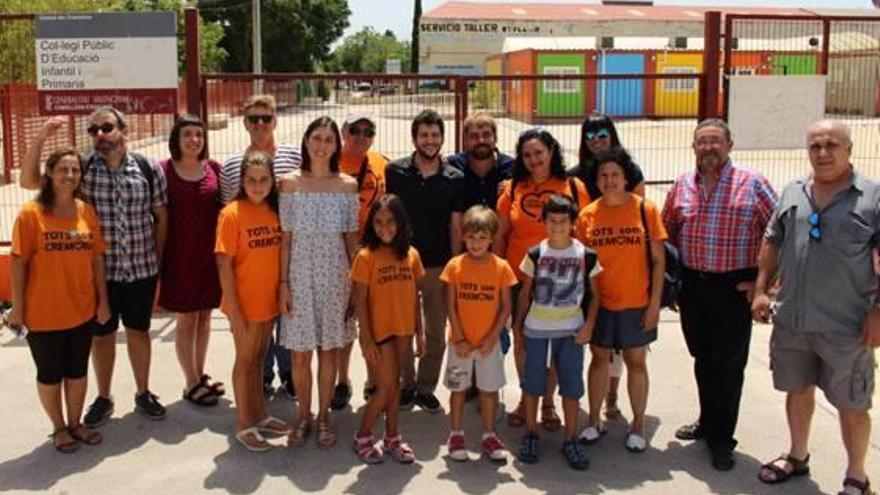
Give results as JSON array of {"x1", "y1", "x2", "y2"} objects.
[{"x1": 638, "y1": 199, "x2": 682, "y2": 309}]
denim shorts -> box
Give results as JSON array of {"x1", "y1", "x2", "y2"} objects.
[{"x1": 522, "y1": 335, "x2": 584, "y2": 399}]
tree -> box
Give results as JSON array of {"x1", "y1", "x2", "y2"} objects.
[
  {"x1": 200, "y1": 0, "x2": 350, "y2": 72},
  {"x1": 325, "y1": 27, "x2": 410, "y2": 73}
]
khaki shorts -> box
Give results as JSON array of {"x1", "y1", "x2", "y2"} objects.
[
  {"x1": 770, "y1": 327, "x2": 876, "y2": 411},
  {"x1": 443, "y1": 343, "x2": 506, "y2": 393}
]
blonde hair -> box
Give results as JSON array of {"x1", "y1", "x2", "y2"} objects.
[{"x1": 462, "y1": 205, "x2": 499, "y2": 236}]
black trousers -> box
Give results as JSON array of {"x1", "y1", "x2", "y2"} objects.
[{"x1": 679, "y1": 267, "x2": 755, "y2": 452}]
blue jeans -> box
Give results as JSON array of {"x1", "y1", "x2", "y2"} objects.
[{"x1": 262, "y1": 319, "x2": 291, "y2": 384}]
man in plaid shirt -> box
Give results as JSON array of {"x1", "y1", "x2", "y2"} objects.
[
  {"x1": 662, "y1": 119, "x2": 778, "y2": 471},
  {"x1": 20, "y1": 107, "x2": 170, "y2": 425}
]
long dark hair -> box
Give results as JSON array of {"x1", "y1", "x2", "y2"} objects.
[
  {"x1": 511, "y1": 128, "x2": 567, "y2": 193},
  {"x1": 361, "y1": 194, "x2": 411, "y2": 260},
  {"x1": 235, "y1": 150, "x2": 279, "y2": 212},
  {"x1": 168, "y1": 114, "x2": 207, "y2": 161},
  {"x1": 300, "y1": 116, "x2": 341, "y2": 173},
  {"x1": 578, "y1": 114, "x2": 623, "y2": 166},
  {"x1": 37, "y1": 148, "x2": 83, "y2": 210}
]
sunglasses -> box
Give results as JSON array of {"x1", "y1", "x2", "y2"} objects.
[
  {"x1": 246, "y1": 114, "x2": 274, "y2": 124},
  {"x1": 807, "y1": 212, "x2": 821, "y2": 241},
  {"x1": 349, "y1": 127, "x2": 375, "y2": 138},
  {"x1": 87, "y1": 123, "x2": 116, "y2": 136},
  {"x1": 585, "y1": 128, "x2": 611, "y2": 141}
]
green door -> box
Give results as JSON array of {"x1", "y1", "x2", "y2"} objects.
[
  {"x1": 771, "y1": 54, "x2": 817, "y2": 75},
  {"x1": 537, "y1": 53, "x2": 585, "y2": 118}
]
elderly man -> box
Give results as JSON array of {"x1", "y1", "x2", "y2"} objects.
[
  {"x1": 662, "y1": 118, "x2": 778, "y2": 470},
  {"x1": 447, "y1": 111, "x2": 513, "y2": 210},
  {"x1": 20, "y1": 107, "x2": 169, "y2": 425},
  {"x1": 752, "y1": 120, "x2": 878, "y2": 495},
  {"x1": 332, "y1": 113, "x2": 388, "y2": 410}
]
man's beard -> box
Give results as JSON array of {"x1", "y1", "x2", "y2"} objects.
[
  {"x1": 469, "y1": 144, "x2": 493, "y2": 160},
  {"x1": 416, "y1": 147, "x2": 440, "y2": 161}
]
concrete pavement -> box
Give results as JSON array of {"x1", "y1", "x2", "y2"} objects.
[{"x1": 0, "y1": 310, "x2": 877, "y2": 494}]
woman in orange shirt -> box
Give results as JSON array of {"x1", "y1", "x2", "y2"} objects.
[
  {"x1": 495, "y1": 128, "x2": 590, "y2": 430},
  {"x1": 215, "y1": 151, "x2": 288, "y2": 452},
  {"x1": 7, "y1": 148, "x2": 110, "y2": 453},
  {"x1": 575, "y1": 148, "x2": 666, "y2": 453}
]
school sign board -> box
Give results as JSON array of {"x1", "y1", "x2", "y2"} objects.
[{"x1": 35, "y1": 12, "x2": 178, "y2": 115}]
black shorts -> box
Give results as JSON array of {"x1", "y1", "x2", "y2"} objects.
[
  {"x1": 591, "y1": 307, "x2": 657, "y2": 350},
  {"x1": 26, "y1": 320, "x2": 95, "y2": 384},
  {"x1": 96, "y1": 275, "x2": 158, "y2": 335}
]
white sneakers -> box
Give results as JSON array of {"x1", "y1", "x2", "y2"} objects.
[{"x1": 625, "y1": 432, "x2": 647, "y2": 453}]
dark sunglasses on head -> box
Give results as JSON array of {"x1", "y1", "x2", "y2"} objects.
[
  {"x1": 246, "y1": 114, "x2": 274, "y2": 124},
  {"x1": 807, "y1": 212, "x2": 821, "y2": 241},
  {"x1": 585, "y1": 128, "x2": 611, "y2": 141},
  {"x1": 349, "y1": 127, "x2": 375, "y2": 138},
  {"x1": 87, "y1": 123, "x2": 116, "y2": 136}
]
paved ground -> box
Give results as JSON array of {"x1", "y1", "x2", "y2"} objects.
[{"x1": 0, "y1": 310, "x2": 877, "y2": 495}]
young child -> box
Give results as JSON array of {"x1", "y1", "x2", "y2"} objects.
[
  {"x1": 513, "y1": 194, "x2": 601, "y2": 470},
  {"x1": 215, "y1": 151, "x2": 289, "y2": 452},
  {"x1": 440, "y1": 205, "x2": 517, "y2": 462},
  {"x1": 350, "y1": 194, "x2": 425, "y2": 464}
]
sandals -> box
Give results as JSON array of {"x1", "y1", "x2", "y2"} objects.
[
  {"x1": 236, "y1": 426, "x2": 271, "y2": 452},
  {"x1": 183, "y1": 382, "x2": 219, "y2": 407},
  {"x1": 69, "y1": 424, "x2": 103, "y2": 446},
  {"x1": 507, "y1": 401, "x2": 526, "y2": 428},
  {"x1": 316, "y1": 421, "x2": 337, "y2": 449},
  {"x1": 50, "y1": 427, "x2": 79, "y2": 454},
  {"x1": 352, "y1": 434, "x2": 383, "y2": 464},
  {"x1": 256, "y1": 416, "x2": 291, "y2": 436},
  {"x1": 287, "y1": 415, "x2": 313, "y2": 447},
  {"x1": 758, "y1": 453, "x2": 810, "y2": 484},
  {"x1": 200, "y1": 374, "x2": 225, "y2": 397},
  {"x1": 383, "y1": 435, "x2": 415, "y2": 464},
  {"x1": 540, "y1": 402, "x2": 562, "y2": 432},
  {"x1": 839, "y1": 477, "x2": 874, "y2": 495}
]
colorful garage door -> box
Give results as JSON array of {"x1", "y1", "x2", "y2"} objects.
[
  {"x1": 655, "y1": 52, "x2": 702, "y2": 117},
  {"x1": 597, "y1": 53, "x2": 645, "y2": 116},
  {"x1": 537, "y1": 53, "x2": 585, "y2": 118},
  {"x1": 770, "y1": 54, "x2": 818, "y2": 75}
]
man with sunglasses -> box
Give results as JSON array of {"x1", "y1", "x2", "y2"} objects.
[
  {"x1": 218, "y1": 94, "x2": 302, "y2": 400},
  {"x1": 662, "y1": 118, "x2": 778, "y2": 470},
  {"x1": 447, "y1": 112, "x2": 513, "y2": 210},
  {"x1": 751, "y1": 120, "x2": 879, "y2": 495},
  {"x1": 20, "y1": 106, "x2": 170, "y2": 425},
  {"x1": 332, "y1": 113, "x2": 388, "y2": 409}
]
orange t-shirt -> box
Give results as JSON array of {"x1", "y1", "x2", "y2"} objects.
[
  {"x1": 497, "y1": 176, "x2": 591, "y2": 281},
  {"x1": 11, "y1": 200, "x2": 106, "y2": 331},
  {"x1": 440, "y1": 253, "x2": 518, "y2": 346},
  {"x1": 340, "y1": 150, "x2": 387, "y2": 232},
  {"x1": 350, "y1": 245, "x2": 425, "y2": 342},
  {"x1": 215, "y1": 199, "x2": 283, "y2": 322},
  {"x1": 575, "y1": 194, "x2": 668, "y2": 310}
]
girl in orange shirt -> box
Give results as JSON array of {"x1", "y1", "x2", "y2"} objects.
[
  {"x1": 7, "y1": 148, "x2": 110, "y2": 453},
  {"x1": 350, "y1": 194, "x2": 425, "y2": 464},
  {"x1": 215, "y1": 151, "x2": 288, "y2": 452}
]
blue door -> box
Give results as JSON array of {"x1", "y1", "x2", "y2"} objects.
[{"x1": 597, "y1": 53, "x2": 645, "y2": 116}]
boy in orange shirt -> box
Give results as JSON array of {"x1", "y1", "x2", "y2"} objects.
[{"x1": 441, "y1": 205, "x2": 517, "y2": 462}]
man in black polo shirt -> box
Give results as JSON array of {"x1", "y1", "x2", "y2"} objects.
[
  {"x1": 447, "y1": 111, "x2": 513, "y2": 210},
  {"x1": 386, "y1": 109, "x2": 465, "y2": 413}
]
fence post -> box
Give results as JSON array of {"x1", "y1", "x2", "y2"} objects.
[
  {"x1": 0, "y1": 85, "x2": 11, "y2": 184},
  {"x1": 185, "y1": 7, "x2": 201, "y2": 117},
  {"x1": 454, "y1": 76, "x2": 467, "y2": 153},
  {"x1": 820, "y1": 18, "x2": 831, "y2": 75},
  {"x1": 701, "y1": 11, "x2": 722, "y2": 121}
]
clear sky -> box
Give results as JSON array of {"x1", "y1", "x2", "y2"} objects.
[{"x1": 342, "y1": 0, "x2": 875, "y2": 42}]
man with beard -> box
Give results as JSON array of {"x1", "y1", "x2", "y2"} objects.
[
  {"x1": 662, "y1": 119, "x2": 778, "y2": 470},
  {"x1": 19, "y1": 107, "x2": 170, "y2": 425},
  {"x1": 386, "y1": 109, "x2": 466, "y2": 413},
  {"x1": 447, "y1": 112, "x2": 513, "y2": 210}
]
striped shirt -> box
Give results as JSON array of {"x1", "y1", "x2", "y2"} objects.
[
  {"x1": 662, "y1": 160, "x2": 778, "y2": 273},
  {"x1": 81, "y1": 153, "x2": 168, "y2": 282},
  {"x1": 219, "y1": 143, "x2": 302, "y2": 204}
]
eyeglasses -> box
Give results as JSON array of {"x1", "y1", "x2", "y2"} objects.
[
  {"x1": 246, "y1": 114, "x2": 274, "y2": 124},
  {"x1": 585, "y1": 128, "x2": 611, "y2": 141},
  {"x1": 349, "y1": 127, "x2": 375, "y2": 138},
  {"x1": 807, "y1": 212, "x2": 821, "y2": 241},
  {"x1": 87, "y1": 123, "x2": 116, "y2": 136}
]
